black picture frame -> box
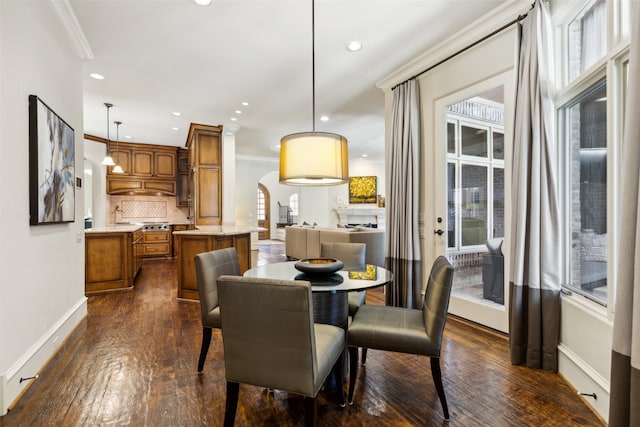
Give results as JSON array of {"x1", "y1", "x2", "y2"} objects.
[{"x1": 29, "y1": 95, "x2": 75, "y2": 225}]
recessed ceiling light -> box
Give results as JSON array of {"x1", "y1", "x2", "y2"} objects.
[
  {"x1": 276, "y1": 144, "x2": 281, "y2": 149},
  {"x1": 320, "y1": 115, "x2": 329, "y2": 122},
  {"x1": 346, "y1": 41, "x2": 362, "y2": 52},
  {"x1": 193, "y1": 0, "x2": 212, "y2": 5},
  {"x1": 361, "y1": 154, "x2": 368, "y2": 158},
  {"x1": 242, "y1": 102, "x2": 249, "y2": 106},
  {"x1": 125, "y1": 135, "x2": 132, "y2": 139},
  {"x1": 172, "y1": 112, "x2": 182, "y2": 116},
  {"x1": 230, "y1": 117, "x2": 237, "y2": 122},
  {"x1": 90, "y1": 73, "x2": 105, "y2": 80},
  {"x1": 235, "y1": 110, "x2": 242, "y2": 114},
  {"x1": 172, "y1": 127, "x2": 180, "y2": 131}
]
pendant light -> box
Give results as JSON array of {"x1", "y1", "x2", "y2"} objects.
[
  {"x1": 112, "y1": 120, "x2": 124, "y2": 174},
  {"x1": 101, "y1": 103, "x2": 116, "y2": 166},
  {"x1": 279, "y1": 0, "x2": 348, "y2": 186}
]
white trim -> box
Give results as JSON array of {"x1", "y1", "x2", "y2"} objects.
[
  {"x1": 558, "y1": 343, "x2": 610, "y2": 392},
  {"x1": 558, "y1": 343, "x2": 610, "y2": 420},
  {"x1": 49, "y1": 0, "x2": 94, "y2": 60},
  {"x1": 0, "y1": 297, "x2": 87, "y2": 415}
]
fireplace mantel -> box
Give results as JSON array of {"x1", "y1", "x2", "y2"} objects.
[{"x1": 335, "y1": 207, "x2": 385, "y2": 230}]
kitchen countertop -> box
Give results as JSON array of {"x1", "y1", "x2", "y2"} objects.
[
  {"x1": 173, "y1": 225, "x2": 263, "y2": 236},
  {"x1": 85, "y1": 224, "x2": 143, "y2": 233}
]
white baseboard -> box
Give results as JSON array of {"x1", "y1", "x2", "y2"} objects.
[
  {"x1": 558, "y1": 343, "x2": 610, "y2": 422},
  {"x1": 0, "y1": 297, "x2": 87, "y2": 416}
]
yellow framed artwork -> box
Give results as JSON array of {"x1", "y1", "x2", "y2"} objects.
[{"x1": 349, "y1": 176, "x2": 377, "y2": 204}]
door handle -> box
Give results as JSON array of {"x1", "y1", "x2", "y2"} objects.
[{"x1": 434, "y1": 229, "x2": 444, "y2": 236}]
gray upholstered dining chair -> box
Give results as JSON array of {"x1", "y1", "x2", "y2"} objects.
[
  {"x1": 346, "y1": 255, "x2": 454, "y2": 420},
  {"x1": 320, "y1": 242, "x2": 368, "y2": 364},
  {"x1": 217, "y1": 275, "x2": 346, "y2": 427},
  {"x1": 194, "y1": 247, "x2": 240, "y2": 373}
]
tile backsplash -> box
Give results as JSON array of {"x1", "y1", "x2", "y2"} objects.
[{"x1": 108, "y1": 195, "x2": 189, "y2": 224}]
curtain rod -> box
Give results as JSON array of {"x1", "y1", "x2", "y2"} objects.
[{"x1": 392, "y1": 2, "x2": 535, "y2": 91}]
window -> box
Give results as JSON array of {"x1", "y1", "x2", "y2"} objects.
[
  {"x1": 560, "y1": 79, "x2": 608, "y2": 304},
  {"x1": 257, "y1": 187, "x2": 266, "y2": 221},
  {"x1": 568, "y1": 0, "x2": 606, "y2": 82},
  {"x1": 554, "y1": 0, "x2": 630, "y2": 307},
  {"x1": 446, "y1": 103, "x2": 504, "y2": 252},
  {"x1": 289, "y1": 193, "x2": 299, "y2": 223}
]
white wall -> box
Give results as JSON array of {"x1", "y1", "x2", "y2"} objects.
[
  {"x1": 83, "y1": 140, "x2": 107, "y2": 227},
  {"x1": 0, "y1": 1, "x2": 87, "y2": 415}
]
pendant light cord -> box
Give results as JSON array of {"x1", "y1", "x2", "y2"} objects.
[{"x1": 311, "y1": 0, "x2": 316, "y2": 132}]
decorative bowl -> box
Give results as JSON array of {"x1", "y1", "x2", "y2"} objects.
[
  {"x1": 295, "y1": 273, "x2": 344, "y2": 285},
  {"x1": 294, "y1": 258, "x2": 344, "y2": 275}
]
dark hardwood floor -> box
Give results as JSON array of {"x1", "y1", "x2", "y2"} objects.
[{"x1": 1, "y1": 241, "x2": 604, "y2": 426}]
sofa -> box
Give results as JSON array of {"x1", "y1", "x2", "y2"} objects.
[{"x1": 285, "y1": 226, "x2": 385, "y2": 267}]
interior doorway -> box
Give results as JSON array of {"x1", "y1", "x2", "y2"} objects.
[{"x1": 257, "y1": 183, "x2": 270, "y2": 240}]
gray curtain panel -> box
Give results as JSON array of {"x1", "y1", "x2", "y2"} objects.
[
  {"x1": 509, "y1": 0, "x2": 561, "y2": 372},
  {"x1": 609, "y1": 2, "x2": 640, "y2": 425},
  {"x1": 385, "y1": 78, "x2": 422, "y2": 309}
]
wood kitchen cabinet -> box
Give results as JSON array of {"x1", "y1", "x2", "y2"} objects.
[
  {"x1": 175, "y1": 231, "x2": 250, "y2": 300},
  {"x1": 107, "y1": 141, "x2": 177, "y2": 196},
  {"x1": 85, "y1": 227, "x2": 142, "y2": 294},
  {"x1": 132, "y1": 148, "x2": 176, "y2": 178},
  {"x1": 171, "y1": 224, "x2": 193, "y2": 257},
  {"x1": 106, "y1": 148, "x2": 132, "y2": 176},
  {"x1": 186, "y1": 123, "x2": 222, "y2": 225},
  {"x1": 142, "y1": 230, "x2": 171, "y2": 258}
]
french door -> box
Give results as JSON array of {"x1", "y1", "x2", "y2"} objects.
[{"x1": 420, "y1": 28, "x2": 517, "y2": 333}]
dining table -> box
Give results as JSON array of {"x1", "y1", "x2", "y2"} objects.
[{"x1": 243, "y1": 261, "x2": 393, "y2": 330}]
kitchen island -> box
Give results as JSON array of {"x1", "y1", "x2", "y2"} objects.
[
  {"x1": 173, "y1": 225, "x2": 257, "y2": 300},
  {"x1": 85, "y1": 224, "x2": 144, "y2": 294}
]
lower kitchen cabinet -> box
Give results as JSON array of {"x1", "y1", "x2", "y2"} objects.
[
  {"x1": 175, "y1": 231, "x2": 251, "y2": 300},
  {"x1": 142, "y1": 230, "x2": 171, "y2": 258},
  {"x1": 85, "y1": 229, "x2": 142, "y2": 294}
]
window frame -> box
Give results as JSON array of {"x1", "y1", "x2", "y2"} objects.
[{"x1": 552, "y1": 0, "x2": 630, "y2": 314}]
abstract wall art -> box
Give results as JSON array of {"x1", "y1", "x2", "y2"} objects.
[
  {"x1": 349, "y1": 176, "x2": 377, "y2": 204},
  {"x1": 29, "y1": 95, "x2": 75, "y2": 225}
]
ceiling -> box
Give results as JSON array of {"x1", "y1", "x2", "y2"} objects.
[{"x1": 72, "y1": 0, "x2": 507, "y2": 163}]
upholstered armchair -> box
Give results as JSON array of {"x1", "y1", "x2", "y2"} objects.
[
  {"x1": 194, "y1": 247, "x2": 240, "y2": 373},
  {"x1": 217, "y1": 275, "x2": 346, "y2": 427},
  {"x1": 346, "y1": 256, "x2": 454, "y2": 420}
]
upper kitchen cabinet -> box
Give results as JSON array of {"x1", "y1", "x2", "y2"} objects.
[
  {"x1": 107, "y1": 141, "x2": 177, "y2": 196},
  {"x1": 131, "y1": 148, "x2": 176, "y2": 178},
  {"x1": 186, "y1": 123, "x2": 222, "y2": 225},
  {"x1": 106, "y1": 147, "x2": 132, "y2": 176}
]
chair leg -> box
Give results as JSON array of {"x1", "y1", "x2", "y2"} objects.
[
  {"x1": 347, "y1": 346, "x2": 359, "y2": 405},
  {"x1": 430, "y1": 357, "x2": 450, "y2": 420},
  {"x1": 197, "y1": 327, "x2": 213, "y2": 373},
  {"x1": 332, "y1": 351, "x2": 346, "y2": 407},
  {"x1": 361, "y1": 347, "x2": 368, "y2": 365},
  {"x1": 305, "y1": 397, "x2": 317, "y2": 427},
  {"x1": 224, "y1": 381, "x2": 239, "y2": 427}
]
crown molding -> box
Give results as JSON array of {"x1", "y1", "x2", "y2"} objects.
[{"x1": 49, "y1": 0, "x2": 94, "y2": 60}]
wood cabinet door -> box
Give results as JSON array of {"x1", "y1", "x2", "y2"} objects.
[
  {"x1": 132, "y1": 150, "x2": 154, "y2": 177},
  {"x1": 196, "y1": 132, "x2": 220, "y2": 166},
  {"x1": 155, "y1": 151, "x2": 176, "y2": 178},
  {"x1": 106, "y1": 147, "x2": 132, "y2": 176},
  {"x1": 196, "y1": 167, "x2": 221, "y2": 224}
]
